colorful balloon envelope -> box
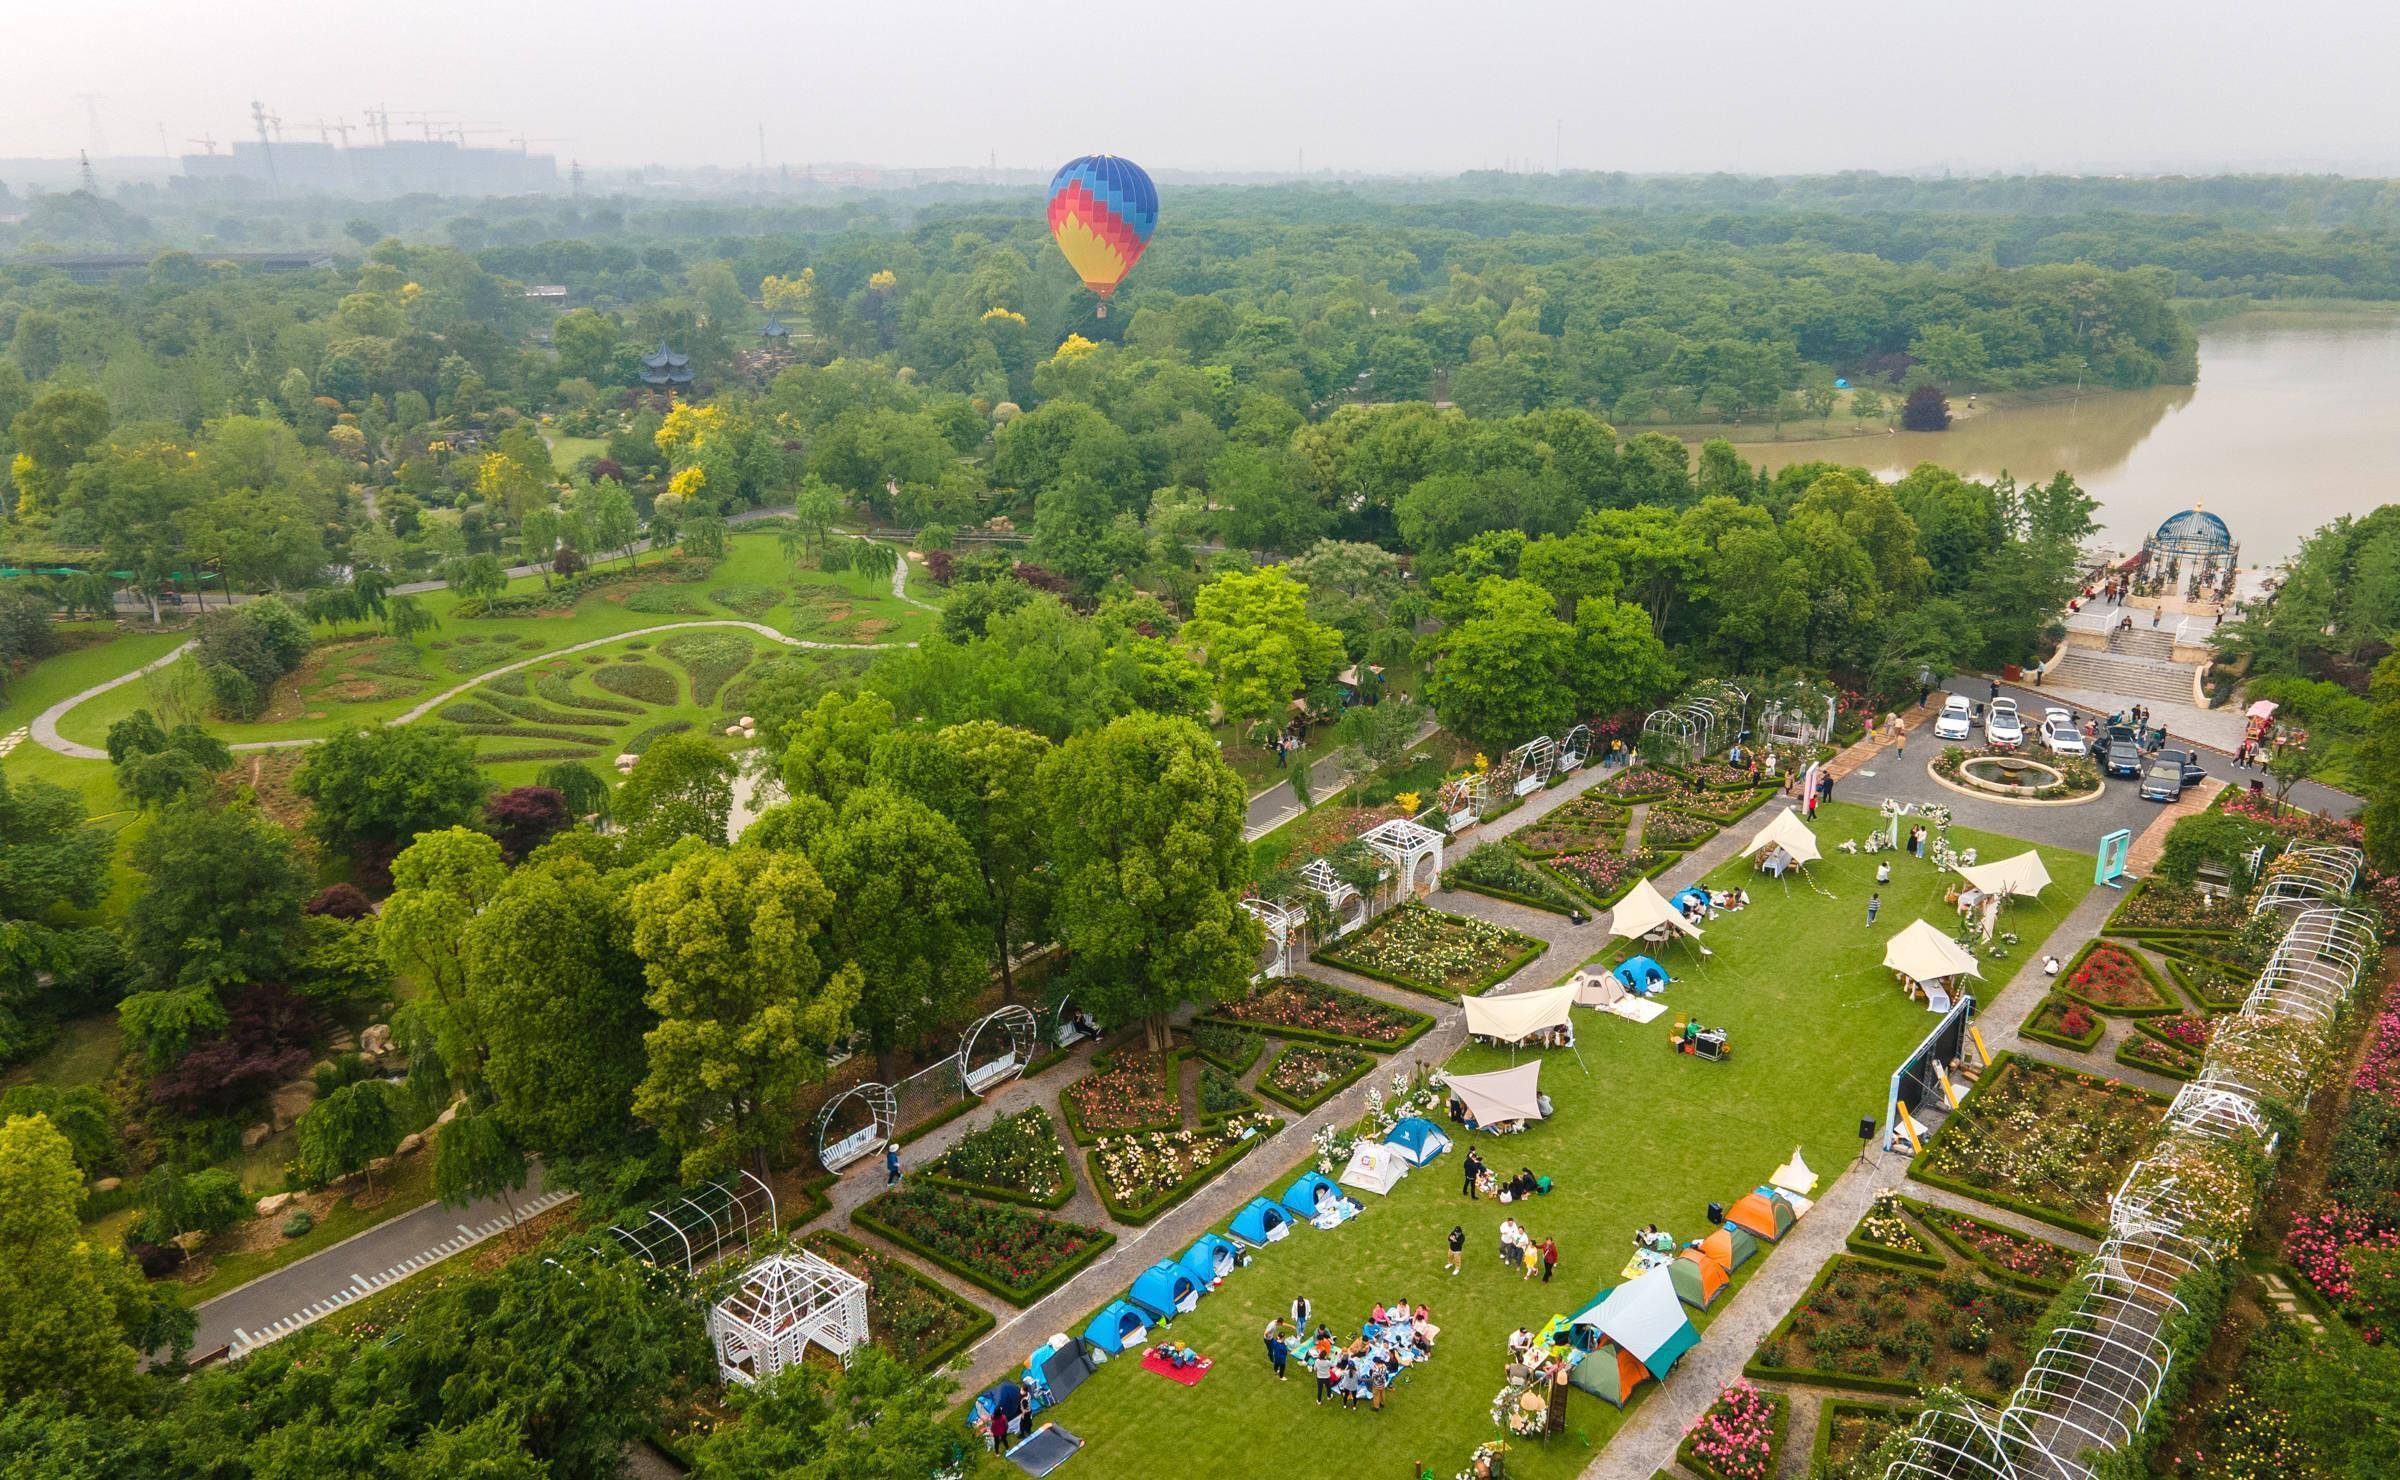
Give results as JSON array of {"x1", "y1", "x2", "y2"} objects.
[{"x1": 1047, "y1": 154, "x2": 1158, "y2": 307}]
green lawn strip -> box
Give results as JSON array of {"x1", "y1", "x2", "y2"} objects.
[
  {"x1": 800, "y1": 1229, "x2": 996, "y2": 1372},
  {"x1": 175, "y1": 1153, "x2": 440, "y2": 1303},
  {"x1": 1026, "y1": 802, "x2": 2088, "y2": 1480},
  {"x1": 1906, "y1": 1052, "x2": 2167, "y2": 1240},
  {"x1": 1810, "y1": 1399, "x2": 1921, "y2": 1480},
  {"x1": 1085, "y1": 1115, "x2": 1283, "y2": 1225},
  {"x1": 1253, "y1": 1043, "x2": 1375, "y2": 1112},
  {"x1": 1057, "y1": 1047, "x2": 1184, "y2": 1144},
  {"x1": 2052, "y1": 938, "x2": 2181, "y2": 1017},
  {"x1": 2020, "y1": 995, "x2": 2107, "y2": 1053},
  {"x1": 1676, "y1": 1387, "x2": 1790, "y2": 1480},
  {"x1": 1899, "y1": 1196, "x2": 2080, "y2": 1293},
  {"x1": 852, "y1": 1185, "x2": 1113, "y2": 1307}
]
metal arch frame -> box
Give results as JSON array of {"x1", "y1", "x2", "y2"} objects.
[
  {"x1": 1242, "y1": 895, "x2": 1307, "y2": 977},
  {"x1": 1556, "y1": 723, "x2": 1593, "y2": 772},
  {"x1": 1640, "y1": 707, "x2": 1699, "y2": 765},
  {"x1": 2162, "y1": 1082, "x2": 2275, "y2": 1146},
  {"x1": 1883, "y1": 1399, "x2": 2046, "y2": 1480},
  {"x1": 2250, "y1": 844, "x2": 2363, "y2": 916},
  {"x1": 1298, "y1": 857, "x2": 1371, "y2": 935},
  {"x1": 1683, "y1": 697, "x2": 1733, "y2": 759},
  {"x1": 2195, "y1": 1015, "x2": 2322, "y2": 1109},
  {"x1": 1438, "y1": 772, "x2": 1488, "y2": 830},
  {"x1": 1500, "y1": 735, "x2": 1557, "y2": 797},
  {"x1": 815, "y1": 1081, "x2": 899, "y2": 1172},
  {"x1": 600, "y1": 1171, "x2": 780, "y2": 1275},
  {"x1": 957, "y1": 1004, "x2": 1039, "y2": 1095},
  {"x1": 1361, "y1": 817, "x2": 1446, "y2": 897}
]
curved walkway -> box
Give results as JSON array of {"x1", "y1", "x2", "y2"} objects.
[{"x1": 29, "y1": 553, "x2": 927, "y2": 763}]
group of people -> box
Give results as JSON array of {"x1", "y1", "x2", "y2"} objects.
[
  {"x1": 2234, "y1": 722, "x2": 2299, "y2": 769},
  {"x1": 1496, "y1": 1216, "x2": 1561, "y2": 1282},
  {"x1": 1264, "y1": 1296, "x2": 1437, "y2": 1412},
  {"x1": 1457, "y1": 1146, "x2": 1548, "y2": 1202}
]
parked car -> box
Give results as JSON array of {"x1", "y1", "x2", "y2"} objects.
[
  {"x1": 2140, "y1": 756, "x2": 2188, "y2": 801},
  {"x1": 2042, "y1": 717, "x2": 2086, "y2": 757},
  {"x1": 2042, "y1": 707, "x2": 2073, "y2": 732},
  {"x1": 1985, "y1": 698, "x2": 2023, "y2": 750},
  {"x1": 2097, "y1": 726, "x2": 2143, "y2": 778},
  {"x1": 2157, "y1": 746, "x2": 2207, "y2": 789},
  {"x1": 1934, "y1": 694, "x2": 1974, "y2": 741}
]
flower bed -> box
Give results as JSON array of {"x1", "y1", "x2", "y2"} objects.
[
  {"x1": 1600, "y1": 766, "x2": 1682, "y2": 800},
  {"x1": 2118, "y1": 1016, "x2": 2209, "y2": 1080},
  {"x1": 1683, "y1": 760, "x2": 1778, "y2": 792},
  {"x1": 2286, "y1": 1201, "x2": 2400, "y2": 1311},
  {"x1": 1310, "y1": 903, "x2": 1543, "y2": 1000},
  {"x1": 1677, "y1": 1379, "x2": 1788, "y2": 1480},
  {"x1": 1543, "y1": 844, "x2": 1667, "y2": 909},
  {"x1": 922, "y1": 1107, "x2": 1073, "y2": 1209},
  {"x1": 1655, "y1": 779, "x2": 1775, "y2": 822},
  {"x1": 1811, "y1": 1401, "x2": 1921, "y2": 1480},
  {"x1": 2104, "y1": 878, "x2": 2248, "y2": 939},
  {"x1": 1204, "y1": 975, "x2": 1432, "y2": 1049},
  {"x1": 2056, "y1": 941, "x2": 2179, "y2": 1016},
  {"x1": 1509, "y1": 796, "x2": 1629, "y2": 857},
  {"x1": 1907, "y1": 1199, "x2": 2082, "y2": 1292},
  {"x1": 2021, "y1": 995, "x2": 2104, "y2": 1052},
  {"x1": 1746, "y1": 1255, "x2": 2045, "y2": 1398},
  {"x1": 853, "y1": 1184, "x2": 1113, "y2": 1305},
  {"x1": 2163, "y1": 949, "x2": 2254, "y2": 1011},
  {"x1": 1198, "y1": 1065, "x2": 1257, "y2": 1120},
  {"x1": 1059, "y1": 1050, "x2": 1180, "y2": 1142},
  {"x1": 1447, "y1": 841, "x2": 1586, "y2": 915},
  {"x1": 1187, "y1": 1019, "x2": 1265, "y2": 1074},
  {"x1": 801, "y1": 1230, "x2": 995, "y2": 1370},
  {"x1": 1258, "y1": 1044, "x2": 1375, "y2": 1111},
  {"x1": 1640, "y1": 806, "x2": 1723, "y2": 849},
  {"x1": 1911, "y1": 1054, "x2": 2166, "y2": 1236},
  {"x1": 2215, "y1": 789, "x2": 2363, "y2": 847},
  {"x1": 1086, "y1": 1112, "x2": 1280, "y2": 1224},
  {"x1": 1846, "y1": 1190, "x2": 1945, "y2": 1271}
]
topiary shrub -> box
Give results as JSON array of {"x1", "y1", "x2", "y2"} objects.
[{"x1": 593, "y1": 663, "x2": 677, "y2": 705}]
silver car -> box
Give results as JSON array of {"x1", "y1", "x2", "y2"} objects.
[
  {"x1": 2042, "y1": 718, "x2": 2086, "y2": 756},
  {"x1": 1985, "y1": 698, "x2": 2023, "y2": 749}
]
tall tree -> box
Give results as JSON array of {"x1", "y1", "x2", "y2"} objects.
[
  {"x1": 1424, "y1": 577, "x2": 1580, "y2": 744},
  {"x1": 615, "y1": 734, "x2": 736, "y2": 851},
  {"x1": 1042, "y1": 714, "x2": 1259, "y2": 1049},
  {"x1": 377, "y1": 828, "x2": 508, "y2": 1082},
  {"x1": 629, "y1": 849, "x2": 860, "y2": 1180},
  {"x1": 691, "y1": 1348, "x2": 977, "y2": 1480},
  {"x1": 294, "y1": 1080, "x2": 399, "y2": 1192},
  {"x1": 123, "y1": 801, "x2": 308, "y2": 992},
  {"x1": 879, "y1": 721, "x2": 1055, "y2": 999},
  {"x1": 808, "y1": 786, "x2": 988, "y2": 1080},
  {"x1": 293, "y1": 725, "x2": 487, "y2": 855},
  {"x1": 778, "y1": 691, "x2": 896, "y2": 809},
  {"x1": 1183, "y1": 565, "x2": 1346, "y2": 741}
]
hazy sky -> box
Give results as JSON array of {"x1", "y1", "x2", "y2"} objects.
[{"x1": 13, "y1": 0, "x2": 2400, "y2": 175}]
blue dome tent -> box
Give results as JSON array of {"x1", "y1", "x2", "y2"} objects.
[
  {"x1": 1128, "y1": 1259, "x2": 1200, "y2": 1319},
  {"x1": 1025, "y1": 1334, "x2": 1099, "y2": 1405},
  {"x1": 1281, "y1": 1171, "x2": 1344, "y2": 1220},
  {"x1": 1179, "y1": 1232, "x2": 1241, "y2": 1287},
  {"x1": 1669, "y1": 888, "x2": 1710, "y2": 915},
  {"x1": 1230, "y1": 1196, "x2": 1291, "y2": 1246},
  {"x1": 1615, "y1": 956, "x2": 1670, "y2": 994},
  {"x1": 2147, "y1": 507, "x2": 2234, "y2": 560},
  {"x1": 1384, "y1": 1115, "x2": 1452, "y2": 1165},
  {"x1": 1083, "y1": 1299, "x2": 1149, "y2": 1354}
]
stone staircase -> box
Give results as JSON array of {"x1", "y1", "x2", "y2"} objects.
[
  {"x1": 2047, "y1": 646, "x2": 2197, "y2": 707},
  {"x1": 2103, "y1": 625, "x2": 2180, "y2": 663}
]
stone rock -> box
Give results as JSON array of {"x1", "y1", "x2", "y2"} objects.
[
  {"x1": 255, "y1": 1192, "x2": 294, "y2": 1217},
  {"x1": 396, "y1": 1132, "x2": 425, "y2": 1156},
  {"x1": 242, "y1": 1122, "x2": 273, "y2": 1149},
  {"x1": 269, "y1": 1079, "x2": 317, "y2": 1133},
  {"x1": 326, "y1": 1027, "x2": 358, "y2": 1053},
  {"x1": 91, "y1": 1176, "x2": 122, "y2": 1193},
  {"x1": 435, "y1": 1099, "x2": 462, "y2": 1126},
  {"x1": 360, "y1": 1023, "x2": 393, "y2": 1057}
]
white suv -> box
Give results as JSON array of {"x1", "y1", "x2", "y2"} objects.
[
  {"x1": 2042, "y1": 716, "x2": 2086, "y2": 756},
  {"x1": 1934, "y1": 694, "x2": 1973, "y2": 741}
]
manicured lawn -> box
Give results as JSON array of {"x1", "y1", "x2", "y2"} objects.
[
  {"x1": 1, "y1": 1011, "x2": 123, "y2": 1092},
  {"x1": 1028, "y1": 801, "x2": 2092, "y2": 1479}
]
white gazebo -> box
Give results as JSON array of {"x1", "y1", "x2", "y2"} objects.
[
  {"x1": 710, "y1": 1249, "x2": 871, "y2": 1384},
  {"x1": 1883, "y1": 918, "x2": 1982, "y2": 1012},
  {"x1": 1361, "y1": 817, "x2": 1445, "y2": 897}
]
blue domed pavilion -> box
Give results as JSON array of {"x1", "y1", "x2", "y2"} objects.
[{"x1": 2145, "y1": 506, "x2": 2234, "y2": 562}]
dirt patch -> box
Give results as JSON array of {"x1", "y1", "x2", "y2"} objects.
[{"x1": 221, "y1": 749, "x2": 314, "y2": 833}]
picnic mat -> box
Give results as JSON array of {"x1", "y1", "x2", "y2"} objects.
[
  {"x1": 1139, "y1": 1349, "x2": 1213, "y2": 1387},
  {"x1": 1008, "y1": 1424, "x2": 1083, "y2": 1476},
  {"x1": 1608, "y1": 998, "x2": 1667, "y2": 1024}
]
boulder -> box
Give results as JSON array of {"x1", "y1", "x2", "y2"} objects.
[
  {"x1": 269, "y1": 1079, "x2": 317, "y2": 1132},
  {"x1": 255, "y1": 1191, "x2": 294, "y2": 1217},
  {"x1": 242, "y1": 1122, "x2": 273, "y2": 1149},
  {"x1": 326, "y1": 1027, "x2": 358, "y2": 1053},
  {"x1": 435, "y1": 1099, "x2": 462, "y2": 1126},
  {"x1": 360, "y1": 1023, "x2": 393, "y2": 1057},
  {"x1": 396, "y1": 1132, "x2": 425, "y2": 1156},
  {"x1": 91, "y1": 1176, "x2": 122, "y2": 1194}
]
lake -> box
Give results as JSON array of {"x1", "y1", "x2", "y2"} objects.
[{"x1": 1722, "y1": 310, "x2": 2400, "y2": 563}]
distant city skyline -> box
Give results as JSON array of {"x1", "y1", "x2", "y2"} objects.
[{"x1": 10, "y1": 0, "x2": 2400, "y2": 179}]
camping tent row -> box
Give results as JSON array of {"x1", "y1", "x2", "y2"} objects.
[
  {"x1": 1882, "y1": 917, "x2": 1983, "y2": 1013},
  {"x1": 1572, "y1": 957, "x2": 1670, "y2": 1010},
  {"x1": 1076, "y1": 1228, "x2": 1253, "y2": 1356},
  {"x1": 1740, "y1": 807, "x2": 1821, "y2": 874}
]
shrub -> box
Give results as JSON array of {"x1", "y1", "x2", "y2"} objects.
[
  {"x1": 628, "y1": 719, "x2": 693, "y2": 754},
  {"x1": 144, "y1": 983, "x2": 321, "y2": 1117},
  {"x1": 593, "y1": 663, "x2": 677, "y2": 705},
  {"x1": 281, "y1": 1208, "x2": 316, "y2": 1239},
  {"x1": 439, "y1": 699, "x2": 512, "y2": 726},
  {"x1": 304, "y1": 883, "x2": 375, "y2": 920},
  {"x1": 658, "y1": 630, "x2": 756, "y2": 705}
]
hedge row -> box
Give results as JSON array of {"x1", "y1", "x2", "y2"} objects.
[
  {"x1": 1899, "y1": 1195, "x2": 2077, "y2": 1294},
  {"x1": 1185, "y1": 1022, "x2": 1266, "y2": 1075},
  {"x1": 534, "y1": 668, "x2": 641, "y2": 714},
  {"x1": 1445, "y1": 876, "x2": 1581, "y2": 918},
  {"x1": 452, "y1": 724, "x2": 604, "y2": 744},
  {"x1": 1252, "y1": 1045, "x2": 1376, "y2": 1113},
  {"x1": 1843, "y1": 1225, "x2": 1949, "y2": 1274},
  {"x1": 1808, "y1": 1400, "x2": 1920, "y2": 1477},
  {"x1": 479, "y1": 747, "x2": 600, "y2": 764},
  {"x1": 1086, "y1": 1117, "x2": 1281, "y2": 1226},
  {"x1": 2020, "y1": 997, "x2": 2107, "y2": 1053},
  {"x1": 801, "y1": 1229, "x2": 996, "y2": 1372},
  {"x1": 850, "y1": 1196, "x2": 1115, "y2": 1308},
  {"x1": 2054, "y1": 938, "x2": 2183, "y2": 1019}
]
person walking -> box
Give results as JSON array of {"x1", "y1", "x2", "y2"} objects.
[
  {"x1": 885, "y1": 1143, "x2": 901, "y2": 1186},
  {"x1": 1894, "y1": 716, "x2": 1907, "y2": 757},
  {"x1": 1540, "y1": 1237, "x2": 1559, "y2": 1284},
  {"x1": 1447, "y1": 1224, "x2": 1465, "y2": 1276},
  {"x1": 1866, "y1": 892, "x2": 1882, "y2": 927},
  {"x1": 1291, "y1": 1295, "x2": 1311, "y2": 1334},
  {"x1": 1263, "y1": 1319, "x2": 1290, "y2": 1381}
]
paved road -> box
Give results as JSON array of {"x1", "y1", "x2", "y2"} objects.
[{"x1": 194, "y1": 1161, "x2": 572, "y2": 1357}]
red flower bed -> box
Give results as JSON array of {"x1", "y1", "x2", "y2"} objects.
[
  {"x1": 1602, "y1": 767, "x2": 1682, "y2": 798},
  {"x1": 1549, "y1": 845, "x2": 1662, "y2": 903},
  {"x1": 2217, "y1": 792, "x2": 2363, "y2": 847},
  {"x1": 2029, "y1": 996, "x2": 2098, "y2": 1043},
  {"x1": 1215, "y1": 977, "x2": 1418, "y2": 1045},
  {"x1": 2062, "y1": 944, "x2": 2170, "y2": 1010},
  {"x1": 861, "y1": 1184, "x2": 1106, "y2": 1296},
  {"x1": 1063, "y1": 1052, "x2": 1178, "y2": 1134},
  {"x1": 1922, "y1": 1206, "x2": 2082, "y2": 1287}
]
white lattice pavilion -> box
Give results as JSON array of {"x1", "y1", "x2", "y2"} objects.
[
  {"x1": 1361, "y1": 817, "x2": 1445, "y2": 897},
  {"x1": 711, "y1": 1250, "x2": 871, "y2": 1384}
]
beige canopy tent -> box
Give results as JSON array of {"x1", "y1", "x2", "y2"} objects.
[
  {"x1": 1446, "y1": 1062, "x2": 1548, "y2": 1127},
  {"x1": 1610, "y1": 877, "x2": 1703, "y2": 943},
  {"x1": 1958, "y1": 850, "x2": 2052, "y2": 900},
  {"x1": 1739, "y1": 808, "x2": 1822, "y2": 867},
  {"x1": 1571, "y1": 969, "x2": 1626, "y2": 1009},
  {"x1": 1882, "y1": 919, "x2": 1984, "y2": 986},
  {"x1": 1462, "y1": 985, "x2": 1578, "y2": 1045}
]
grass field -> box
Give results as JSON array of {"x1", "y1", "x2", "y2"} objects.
[{"x1": 1029, "y1": 802, "x2": 2090, "y2": 1480}]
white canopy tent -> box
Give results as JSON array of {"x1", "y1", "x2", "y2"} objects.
[
  {"x1": 1610, "y1": 877, "x2": 1703, "y2": 943},
  {"x1": 1958, "y1": 850, "x2": 2053, "y2": 900},
  {"x1": 1463, "y1": 985, "x2": 1578, "y2": 1044},
  {"x1": 1740, "y1": 808, "x2": 1822, "y2": 867},
  {"x1": 1338, "y1": 1141, "x2": 1411, "y2": 1196},
  {"x1": 1447, "y1": 1062, "x2": 1548, "y2": 1127},
  {"x1": 1883, "y1": 918, "x2": 1982, "y2": 1012}
]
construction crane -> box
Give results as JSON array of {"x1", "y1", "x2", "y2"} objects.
[
  {"x1": 299, "y1": 118, "x2": 355, "y2": 148},
  {"x1": 186, "y1": 134, "x2": 220, "y2": 155},
  {"x1": 366, "y1": 105, "x2": 392, "y2": 145}
]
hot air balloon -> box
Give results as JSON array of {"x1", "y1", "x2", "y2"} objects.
[{"x1": 1046, "y1": 154, "x2": 1157, "y2": 317}]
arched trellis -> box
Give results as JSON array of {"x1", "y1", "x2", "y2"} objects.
[
  {"x1": 2161, "y1": 1082, "x2": 2276, "y2": 1147},
  {"x1": 1438, "y1": 773, "x2": 1487, "y2": 831},
  {"x1": 1361, "y1": 817, "x2": 1445, "y2": 898},
  {"x1": 1641, "y1": 707, "x2": 1699, "y2": 765},
  {"x1": 2251, "y1": 843, "x2": 2363, "y2": 916},
  {"x1": 601, "y1": 1171, "x2": 780, "y2": 1274},
  {"x1": 1761, "y1": 684, "x2": 1835, "y2": 748},
  {"x1": 1298, "y1": 857, "x2": 1370, "y2": 936},
  {"x1": 1499, "y1": 736, "x2": 1556, "y2": 797},
  {"x1": 815, "y1": 1081, "x2": 898, "y2": 1172},
  {"x1": 1242, "y1": 895, "x2": 1306, "y2": 977},
  {"x1": 1556, "y1": 723, "x2": 1593, "y2": 773},
  {"x1": 957, "y1": 1004, "x2": 1039, "y2": 1095},
  {"x1": 1684, "y1": 695, "x2": 1736, "y2": 759}
]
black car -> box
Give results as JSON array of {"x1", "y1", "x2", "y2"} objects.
[
  {"x1": 2156, "y1": 747, "x2": 2206, "y2": 789},
  {"x1": 2096, "y1": 726, "x2": 2143, "y2": 778}
]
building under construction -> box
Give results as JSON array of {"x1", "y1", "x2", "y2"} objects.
[{"x1": 181, "y1": 138, "x2": 559, "y2": 196}]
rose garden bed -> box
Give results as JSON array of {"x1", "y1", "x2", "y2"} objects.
[
  {"x1": 1059, "y1": 1050, "x2": 1181, "y2": 1141},
  {"x1": 1811, "y1": 1400, "x2": 1922, "y2": 1480},
  {"x1": 1541, "y1": 844, "x2": 1669, "y2": 909},
  {"x1": 2022, "y1": 995, "x2": 2105, "y2": 1052},
  {"x1": 1845, "y1": 1190, "x2": 1946, "y2": 1271},
  {"x1": 1653, "y1": 779, "x2": 1775, "y2": 823},
  {"x1": 1676, "y1": 1379, "x2": 1789, "y2": 1480},
  {"x1": 1746, "y1": 1255, "x2": 2046, "y2": 1399},
  {"x1": 2103, "y1": 878, "x2": 2248, "y2": 940},
  {"x1": 1202, "y1": 975, "x2": 1434, "y2": 1049},
  {"x1": 1310, "y1": 903, "x2": 1544, "y2": 1000},
  {"x1": 1600, "y1": 766, "x2": 1683, "y2": 801},
  {"x1": 853, "y1": 1184, "x2": 1113, "y2": 1305},
  {"x1": 2054, "y1": 940, "x2": 2179, "y2": 1016},
  {"x1": 2118, "y1": 1013, "x2": 2213, "y2": 1080},
  {"x1": 1086, "y1": 1111, "x2": 1282, "y2": 1224},
  {"x1": 1446, "y1": 841, "x2": 1588, "y2": 915},
  {"x1": 1639, "y1": 806, "x2": 1723, "y2": 850},
  {"x1": 1910, "y1": 1053, "x2": 2167, "y2": 1236},
  {"x1": 1257, "y1": 1043, "x2": 1375, "y2": 1111},
  {"x1": 2163, "y1": 949, "x2": 2255, "y2": 1012},
  {"x1": 801, "y1": 1230, "x2": 996, "y2": 1370},
  {"x1": 922, "y1": 1107, "x2": 1074, "y2": 1209},
  {"x1": 1188, "y1": 1019, "x2": 1266, "y2": 1075},
  {"x1": 1508, "y1": 795, "x2": 1629, "y2": 857},
  {"x1": 1905, "y1": 1199, "x2": 2083, "y2": 1292}
]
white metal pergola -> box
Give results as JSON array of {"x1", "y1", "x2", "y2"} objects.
[
  {"x1": 602, "y1": 1171, "x2": 780, "y2": 1274},
  {"x1": 1438, "y1": 772, "x2": 1487, "y2": 831},
  {"x1": 2243, "y1": 906, "x2": 2377, "y2": 1022},
  {"x1": 815, "y1": 1081, "x2": 899, "y2": 1172},
  {"x1": 2250, "y1": 843, "x2": 2363, "y2": 916},
  {"x1": 957, "y1": 1004, "x2": 1040, "y2": 1095},
  {"x1": 2160, "y1": 1082, "x2": 2276, "y2": 1147},
  {"x1": 1498, "y1": 736, "x2": 1557, "y2": 798},
  {"x1": 710, "y1": 1249, "x2": 871, "y2": 1383},
  {"x1": 1640, "y1": 707, "x2": 1699, "y2": 765},
  {"x1": 1556, "y1": 723, "x2": 1593, "y2": 773},
  {"x1": 1361, "y1": 817, "x2": 1446, "y2": 897},
  {"x1": 1299, "y1": 857, "x2": 1370, "y2": 936},
  {"x1": 1242, "y1": 895, "x2": 1307, "y2": 977}
]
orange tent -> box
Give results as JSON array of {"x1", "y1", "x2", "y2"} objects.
[
  {"x1": 1669, "y1": 1247, "x2": 1731, "y2": 1309},
  {"x1": 1723, "y1": 1189, "x2": 1797, "y2": 1242},
  {"x1": 1697, "y1": 1225, "x2": 1760, "y2": 1272},
  {"x1": 1573, "y1": 1338, "x2": 1653, "y2": 1407}
]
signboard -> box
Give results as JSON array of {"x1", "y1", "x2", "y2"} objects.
[{"x1": 2095, "y1": 828, "x2": 2132, "y2": 889}]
